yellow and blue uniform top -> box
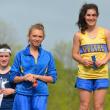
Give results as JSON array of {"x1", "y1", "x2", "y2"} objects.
[{"x1": 78, "y1": 27, "x2": 108, "y2": 79}]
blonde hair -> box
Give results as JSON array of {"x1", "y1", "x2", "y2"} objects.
[{"x1": 28, "y1": 23, "x2": 45, "y2": 37}]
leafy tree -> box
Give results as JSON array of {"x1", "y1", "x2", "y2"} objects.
[
  {"x1": 0, "y1": 20, "x2": 21, "y2": 51},
  {"x1": 53, "y1": 41, "x2": 77, "y2": 69}
]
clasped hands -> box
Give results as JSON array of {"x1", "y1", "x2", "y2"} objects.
[
  {"x1": 82, "y1": 59, "x2": 107, "y2": 67},
  {"x1": 22, "y1": 74, "x2": 39, "y2": 83}
]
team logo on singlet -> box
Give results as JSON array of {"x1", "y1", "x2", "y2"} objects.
[
  {"x1": 0, "y1": 77, "x2": 9, "y2": 89},
  {"x1": 80, "y1": 44, "x2": 108, "y2": 54}
]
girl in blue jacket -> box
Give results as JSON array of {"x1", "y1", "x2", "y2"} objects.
[{"x1": 10, "y1": 23, "x2": 57, "y2": 110}]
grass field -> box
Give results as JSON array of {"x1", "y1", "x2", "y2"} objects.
[{"x1": 48, "y1": 59, "x2": 110, "y2": 110}]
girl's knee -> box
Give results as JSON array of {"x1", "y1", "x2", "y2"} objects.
[
  {"x1": 94, "y1": 102, "x2": 104, "y2": 110},
  {"x1": 80, "y1": 101, "x2": 90, "y2": 110}
]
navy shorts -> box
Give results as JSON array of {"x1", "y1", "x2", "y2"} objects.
[{"x1": 75, "y1": 77, "x2": 109, "y2": 91}]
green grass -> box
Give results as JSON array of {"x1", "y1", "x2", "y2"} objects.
[
  {"x1": 48, "y1": 59, "x2": 110, "y2": 110},
  {"x1": 48, "y1": 59, "x2": 79, "y2": 110}
]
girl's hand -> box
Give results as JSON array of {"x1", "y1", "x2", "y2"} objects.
[
  {"x1": 0, "y1": 89, "x2": 3, "y2": 94},
  {"x1": 23, "y1": 74, "x2": 36, "y2": 83},
  {"x1": 95, "y1": 59, "x2": 107, "y2": 67},
  {"x1": 2, "y1": 88, "x2": 15, "y2": 96},
  {"x1": 82, "y1": 59, "x2": 93, "y2": 67}
]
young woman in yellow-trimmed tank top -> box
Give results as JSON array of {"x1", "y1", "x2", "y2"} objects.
[{"x1": 72, "y1": 3, "x2": 110, "y2": 110}]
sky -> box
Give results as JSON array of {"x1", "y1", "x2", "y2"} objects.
[{"x1": 0, "y1": 0, "x2": 110, "y2": 50}]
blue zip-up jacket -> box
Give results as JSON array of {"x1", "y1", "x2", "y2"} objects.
[{"x1": 10, "y1": 45, "x2": 57, "y2": 96}]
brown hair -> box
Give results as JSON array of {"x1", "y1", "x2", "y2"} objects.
[
  {"x1": 28, "y1": 23, "x2": 45, "y2": 37},
  {"x1": 77, "y1": 3, "x2": 99, "y2": 33}
]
